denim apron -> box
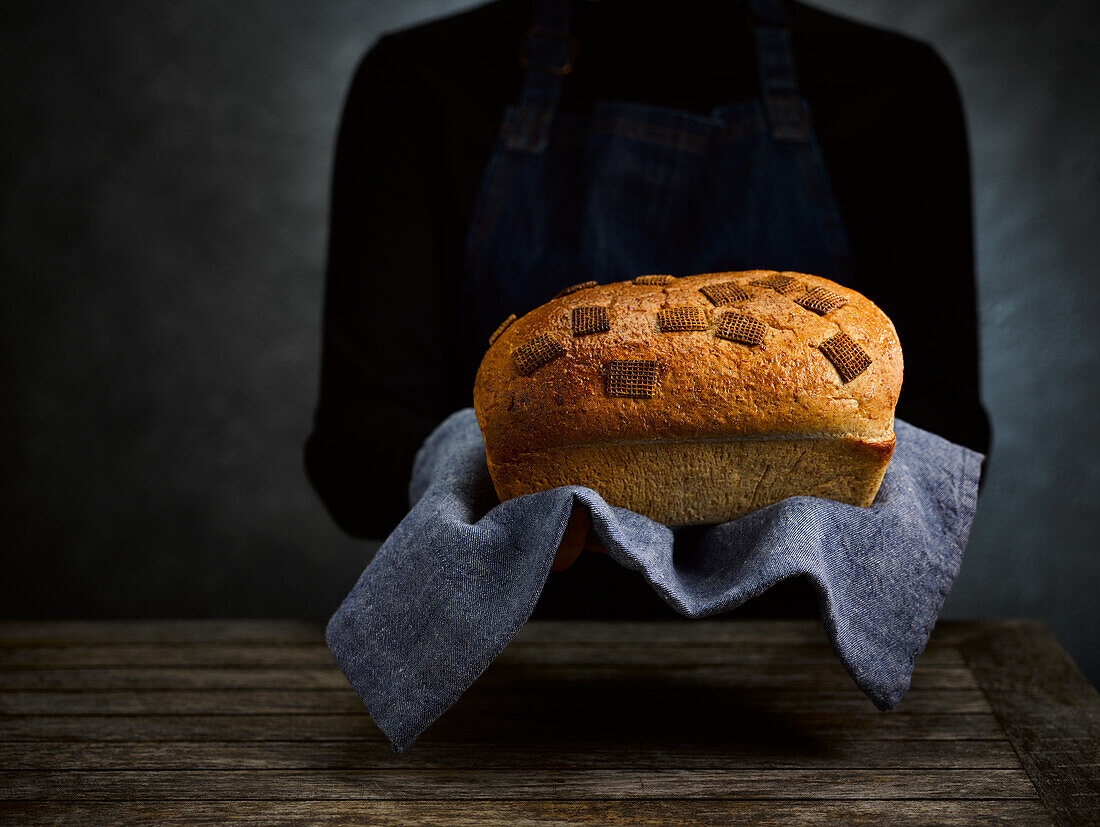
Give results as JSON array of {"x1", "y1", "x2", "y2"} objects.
[
  {"x1": 459, "y1": 0, "x2": 855, "y2": 615},
  {"x1": 461, "y1": 0, "x2": 854, "y2": 359}
]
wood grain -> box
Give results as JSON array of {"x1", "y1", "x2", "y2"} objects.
[
  {"x1": 0, "y1": 799, "x2": 1055, "y2": 826},
  {"x1": 0, "y1": 768, "x2": 1039, "y2": 801},
  {"x1": 0, "y1": 711, "x2": 1010, "y2": 743},
  {"x1": 0, "y1": 641, "x2": 968, "y2": 669},
  {"x1": 0, "y1": 620, "x2": 324, "y2": 645},
  {"x1": 0, "y1": 663, "x2": 981, "y2": 691},
  {"x1": 957, "y1": 621, "x2": 1100, "y2": 826},
  {"x1": 2, "y1": 618, "x2": 1094, "y2": 826},
  {"x1": 0, "y1": 687, "x2": 993, "y2": 716},
  {"x1": 0, "y1": 739, "x2": 1023, "y2": 771}
]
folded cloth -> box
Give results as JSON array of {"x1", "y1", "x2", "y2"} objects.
[{"x1": 326, "y1": 408, "x2": 984, "y2": 752}]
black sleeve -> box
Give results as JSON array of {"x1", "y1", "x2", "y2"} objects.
[
  {"x1": 305, "y1": 37, "x2": 446, "y2": 540},
  {"x1": 877, "y1": 44, "x2": 991, "y2": 456}
]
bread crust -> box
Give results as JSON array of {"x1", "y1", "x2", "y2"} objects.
[{"x1": 473, "y1": 270, "x2": 903, "y2": 525}]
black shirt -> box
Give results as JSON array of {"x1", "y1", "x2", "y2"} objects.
[{"x1": 305, "y1": 0, "x2": 991, "y2": 546}]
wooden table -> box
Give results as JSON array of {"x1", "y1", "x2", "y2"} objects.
[{"x1": 1, "y1": 620, "x2": 1097, "y2": 825}]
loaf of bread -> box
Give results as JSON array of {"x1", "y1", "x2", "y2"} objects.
[{"x1": 473, "y1": 270, "x2": 903, "y2": 526}]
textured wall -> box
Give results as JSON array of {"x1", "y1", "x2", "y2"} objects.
[
  {"x1": 2, "y1": 1, "x2": 1097, "y2": 681},
  {"x1": 819, "y1": 0, "x2": 1100, "y2": 682}
]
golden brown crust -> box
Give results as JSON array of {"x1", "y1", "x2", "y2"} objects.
[{"x1": 472, "y1": 270, "x2": 903, "y2": 525}]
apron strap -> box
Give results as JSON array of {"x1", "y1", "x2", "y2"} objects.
[
  {"x1": 748, "y1": 0, "x2": 811, "y2": 142},
  {"x1": 507, "y1": 0, "x2": 808, "y2": 148},
  {"x1": 505, "y1": 0, "x2": 575, "y2": 154}
]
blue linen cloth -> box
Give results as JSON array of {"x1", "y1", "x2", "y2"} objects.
[{"x1": 326, "y1": 408, "x2": 984, "y2": 752}]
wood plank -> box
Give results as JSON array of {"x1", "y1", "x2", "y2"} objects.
[
  {"x1": 0, "y1": 620, "x2": 323, "y2": 645},
  {"x1": 0, "y1": 687, "x2": 993, "y2": 716},
  {"x1": 957, "y1": 621, "x2": 1100, "y2": 826},
  {"x1": 0, "y1": 641, "x2": 965, "y2": 669},
  {"x1": 0, "y1": 618, "x2": 995, "y2": 646},
  {"x1": 0, "y1": 768, "x2": 1040, "y2": 801},
  {"x1": 0, "y1": 644, "x2": 338, "y2": 669},
  {"x1": 0, "y1": 712, "x2": 1008, "y2": 742},
  {"x1": 495, "y1": 642, "x2": 967, "y2": 666},
  {"x1": 0, "y1": 619, "x2": 887, "y2": 646},
  {"x1": 511, "y1": 619, "x2": 876, "y2": 646},
  {"x1": 925, "y1": 620, "x2": 1058, "y2": 646},
  {"x1": 0, "y1": 668, "x2": 351, "y2": 691},
  {"x1": 0, "y1": 739, "x2": 1024, "y2": 771},
  {"x1": 8, "y1": 618, "x2": 1086, "y2": 827},
  {"x1": 0, "y1": 663, "x2": 981, "y2": 691},
  {"x1": 0, "y1": 799, "x2": 1056, "y2": 826},
  {"x1": 511, "y1": 619, "x2": 995, "y2": 647}
]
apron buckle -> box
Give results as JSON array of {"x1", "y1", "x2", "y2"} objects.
[{"x1": 518, "y1": 26, "x2": 578, "y2": 76}]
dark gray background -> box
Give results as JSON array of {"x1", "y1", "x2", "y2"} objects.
[{"x1": 3, "y1": 1, "x2": 1097, "y2": 681}]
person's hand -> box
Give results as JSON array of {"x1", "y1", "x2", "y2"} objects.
[{"x1": 552, "y1": 502, "x2": 607, "y2": 571}]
